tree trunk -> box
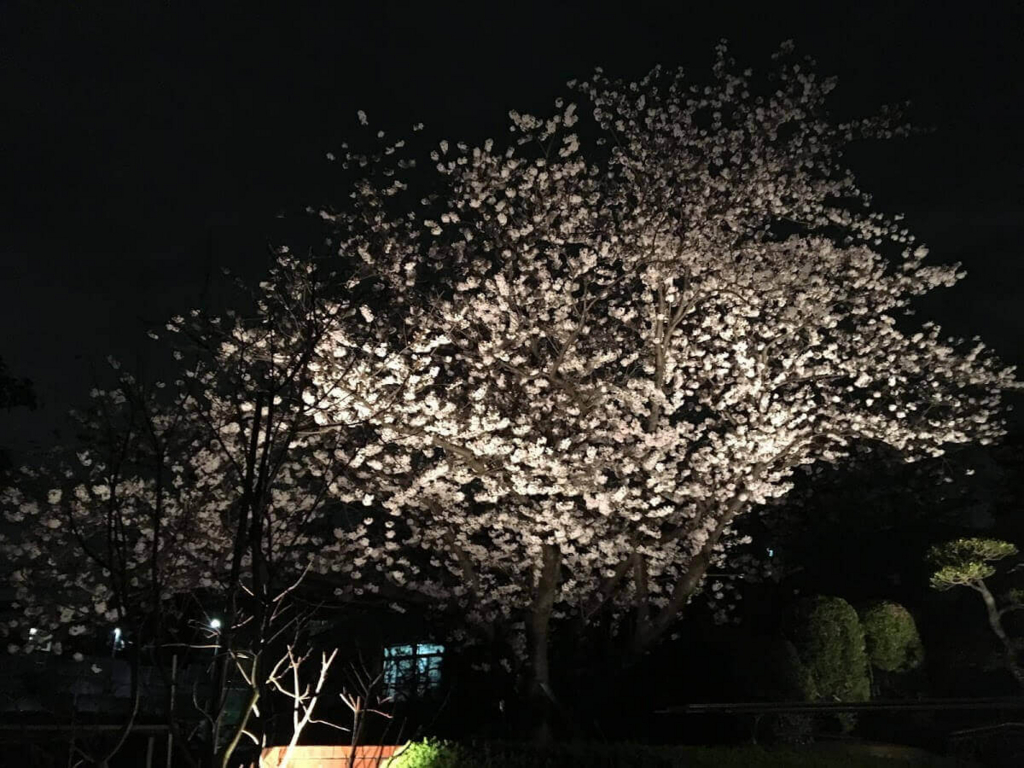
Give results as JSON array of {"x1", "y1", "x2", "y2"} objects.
[
  {"x1": 976, "y1": 580, "x2": 1024, "y2": 692},
  {"x1": 527, "y1": 544, "x2": 561, "y2": 742},
  {"x1": 627, "y1": 547, "x2": 711, "y2": 662},
  {"x1": 626, "y1": 490, "x2": 750, "y2": 665}
]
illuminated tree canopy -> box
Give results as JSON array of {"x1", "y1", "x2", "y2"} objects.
[
  {"x1": 1, "y1": 45, "x2": 1019, "y2": 712},
  {"x1": 308, "y1": 43, "x2": 1019, "y2": 684}
]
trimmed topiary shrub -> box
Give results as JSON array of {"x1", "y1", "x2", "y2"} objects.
[
  {"x1": 790, "y1": 596, "x2": 870, "y2": 704},
  {"x1": 789, "y1": 596, "x2": 870, "y2": 732},
  {"x1": 733, "y1": 634, "x2": 815, "y2": 701},
  {"x1": 859, "y1": 601, "x2": 924, "y2": 673},
  {"x1": 734, "y1": 635, "x2": 818, "y2": 743}
]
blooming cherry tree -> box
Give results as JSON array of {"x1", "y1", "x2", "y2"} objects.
[
  {"x1": 2, "y1": 42, "x2": 1018, "y2": 743},
  {"x1": 310, "y1": 43, "x2": 1019, "y2": 706}
]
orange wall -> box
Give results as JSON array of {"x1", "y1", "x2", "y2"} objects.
[{"x1": 260, "y1": 744, "x2": 401, "y2": 768}]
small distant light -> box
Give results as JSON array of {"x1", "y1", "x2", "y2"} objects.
[
  {"x1": 29, "y1": 628, "x2": 38, "y2": 637},
  {"x1": 209, "y1": 618, "x2": 222, "y2": 630},
  {"x1": 767, "y1": 548, "x2": 775, "y2": 558}
]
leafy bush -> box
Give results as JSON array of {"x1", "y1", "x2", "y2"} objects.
[
  {"x1": 387, "y1": 739, "x2": 466, "y2": 768},
  {"x1": 790, "y1": 596, "x2": 870, "y2": 703},
  {"x1": 734, "y1": 635, "x2": 818, "y2": 743},
  {"x1": 859, "y1": 601, "x2": 924, "y2": 673},
  {"x1": 739, "y1": 636, "x2": 815, "y2": 701},
  {"x1": 788, "y1": 596, "x2": 870, "y2": 733}
]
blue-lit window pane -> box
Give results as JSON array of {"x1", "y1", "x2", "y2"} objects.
[
  {"x1": 396, "y1": 658, "x2": 413, "y2": 680},
  {"x1": 425, "y1": 657, "x2": 441, "y2": 686},
  {"x1": 382, "y1": 642, "x2": 444, "y2": 701}
]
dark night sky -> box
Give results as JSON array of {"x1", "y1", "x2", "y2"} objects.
[{"x1": 2, "y1": 1, "x2": 1023, "y2": 455}]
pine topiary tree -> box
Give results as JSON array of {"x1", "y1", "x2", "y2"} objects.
[{"x1": 928, "y1": 538, "x2": 1024, "y2": 690}]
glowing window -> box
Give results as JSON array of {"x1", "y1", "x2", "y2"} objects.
[{"x1": 382, "y1": 643, "x2": 444, "y2": 700}]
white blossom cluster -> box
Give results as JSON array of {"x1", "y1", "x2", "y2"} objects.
[
  {"x1": 309, "y1": 44, "x2": 1019, "y2": 658},
  {"x1": 1, "y1": 45, "x2": 1018, "y2": 668}
]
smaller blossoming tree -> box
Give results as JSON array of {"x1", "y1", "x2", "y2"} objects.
[{"x1": 0, "y1": 256, "x2": 364, "y2": 767}]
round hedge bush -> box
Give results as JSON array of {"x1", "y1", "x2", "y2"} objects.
[
  {"x1": 790, "y1": 596, "x2": 870, "y2": 704},
  {"x1": 858, "y1": 601, "x2": 924, "y2": 673}
]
